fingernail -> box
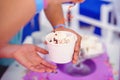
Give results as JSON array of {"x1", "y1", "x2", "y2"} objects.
[
  {"x1": 54, "y1": 71, "x2": 58, "y2": 74},
  {"x1": 73, "y1": 60, "x2": 77, "y2": 64},
  {"x1": 48, "y1": 69, "x2": 53, "y2": 73},
  {"x1": 52, "y1": 70, "x2": 58, "y2": 74},
  {"x1": 44, "y1": 71, "x2": 47, "y2": 73}
]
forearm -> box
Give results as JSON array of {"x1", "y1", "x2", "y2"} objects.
[
  {"x1": 0, "y1": 44, "x2": 21, "y2": 58},
  {"x1": 44, "y1": 0, "x2": 84, "y2": 28},
  {"x1": 44, "y1": 2, "x2": 65, "y2": 27},
  {"x1": 0, "y1": 0, "x2": 36, "y2": 43}
]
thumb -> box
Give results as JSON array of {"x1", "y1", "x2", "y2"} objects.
[{"x1": 35, "y1": 46, "x2": 48, "y2": 54}]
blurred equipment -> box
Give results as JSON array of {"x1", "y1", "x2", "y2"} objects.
[{"x1": 63, "y1": 1, "x2": 120, "y2": 80}]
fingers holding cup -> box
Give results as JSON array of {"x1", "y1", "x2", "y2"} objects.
[{"x1": 72, "y1": 34, "x2": 81, "y2": 64}]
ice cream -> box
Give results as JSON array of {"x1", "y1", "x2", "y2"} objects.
[{"x1": 46, "y1": 31, "x2": 76, "y2": 45}]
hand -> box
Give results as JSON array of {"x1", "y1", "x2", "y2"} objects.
[
  {"x1": 54, "y1": 27, "x2": 82, "y2": 64},
  {"x1": 13, "y1": 44, "x2": 57, "y2": 72}
]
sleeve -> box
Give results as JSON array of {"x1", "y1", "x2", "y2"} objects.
[{"x1": 35, "y1": 0, "x2": 44, "y2": 13}]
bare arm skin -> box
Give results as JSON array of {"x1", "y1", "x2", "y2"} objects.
[
  {"x1": 0, "y1": 0, "x2": 36, "y2": 43},
  {"x1": 44, "y1": 2, "x2": 65, "y2": 27}
]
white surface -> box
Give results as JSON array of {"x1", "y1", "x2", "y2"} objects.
[
  {"x1": 105, "y1": 42, "x2": 120, "y2": 80},
  {"x1": 1, "y1": 62, "x2": 26, "y2": 80},
  {"x1": 31, "y1": 31, "x2": 47, "y2": 44}
]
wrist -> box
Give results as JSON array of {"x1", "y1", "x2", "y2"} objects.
[
  {"x1": 10, "y1": 45, "x2": 22, "y2": 59},
  {"x1": 53, "y1": 24, "x2": 65, "y2": 29},
  {"x1": 0, "y1": 44, "x2": 21, "y2": 58}
]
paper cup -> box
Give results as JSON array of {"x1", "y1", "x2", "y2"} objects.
[{"x1": 45, "y1": 31, "x2": 77, "y2": 63}]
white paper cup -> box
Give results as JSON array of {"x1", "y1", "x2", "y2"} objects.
[{"x1": 45, "y1": 31, "x2": 77, "y2": 63}]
